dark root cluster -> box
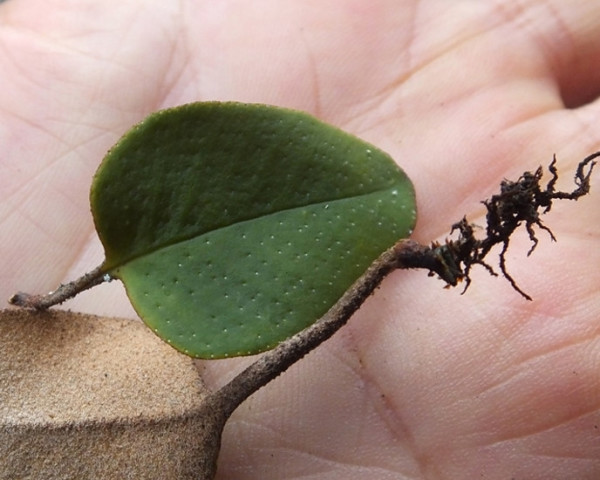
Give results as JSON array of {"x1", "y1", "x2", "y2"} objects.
[{"x1": 432, "y1": 152, "x2": 598, "y2": 300}]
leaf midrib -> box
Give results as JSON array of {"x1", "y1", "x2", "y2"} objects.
[{"x1": 103, "y1": 183, "x2": 409, "y2": 273}]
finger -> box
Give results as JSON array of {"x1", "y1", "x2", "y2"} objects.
[
  {"x1": 513, "y1": 1, "x2": 600, "y2": 109},
  {"x1": 390, "y1": 2, "x2": 600, "y2": 241}
]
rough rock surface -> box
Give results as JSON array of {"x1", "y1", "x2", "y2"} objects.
[{"x1": 0, "y1": 309, "x2": 220, "y2": 479}]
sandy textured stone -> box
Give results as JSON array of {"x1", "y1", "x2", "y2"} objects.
[{"x1": 0, "y1": 309, "x2": 223, "y2": 479}]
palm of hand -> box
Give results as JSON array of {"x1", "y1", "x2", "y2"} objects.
[{"x1": 1, "y1": 2, "x2": 599, "y2": 478}]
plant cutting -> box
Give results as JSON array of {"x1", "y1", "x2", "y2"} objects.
[{"x1": 6, "y1": 102, "x2": 598, "y2": 479}]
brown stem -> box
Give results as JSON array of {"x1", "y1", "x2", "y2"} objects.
[
  {"x1": 8, "y1": 265, "x2": 107, "y2": 309},
  {"x1": 210, "y1": 239, "x2": 457, "y2": 417}
]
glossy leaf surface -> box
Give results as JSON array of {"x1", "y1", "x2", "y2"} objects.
[{"x1": 91, "y1": 102, "x2": 416, "y2": 358}]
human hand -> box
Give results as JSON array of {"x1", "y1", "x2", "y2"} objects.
[{"x1": 1, "y1": 1, "x2": 599, "y2": 478}]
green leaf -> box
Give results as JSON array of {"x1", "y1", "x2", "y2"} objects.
[{"x1": 91, "y1": 102, "x2": 416, "y2": 358}]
